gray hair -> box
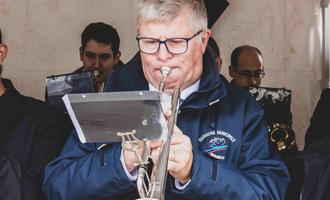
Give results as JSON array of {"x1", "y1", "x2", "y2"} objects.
[{"x1": 136, "y1": 0, "x2": 208, "y2": 33}]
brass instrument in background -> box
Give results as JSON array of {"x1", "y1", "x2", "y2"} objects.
[
  {"x1": 249, "y1": 86, "x2": 297, "y2": 152},
  {"x1": 269, "y1": 123, "x2": 296, "y2": 151},
  {"x1": 92, "y1": 70, "x2": 105, "y2": 92}
]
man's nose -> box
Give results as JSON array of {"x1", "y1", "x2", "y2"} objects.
[
  {"x1": 157, "y1": 43, "x2": 172, "y2": 61},
  {"x1": 94, "y1": 56, "x2": 101, "y2": 68},
  {"x1": 248, "y1": 76, "x2": 259, "y2": 86}
]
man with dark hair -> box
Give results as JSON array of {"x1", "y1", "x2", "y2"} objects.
[
  {"x1": 0, "y1": 27, "x2": 72, "y2": 200},
  {"x1": 229, "y1": 45, "x2": 265, "y2": 88},
  {"x1": 77, "y1": 22, "x2": 122, "y2": 91},
  {"x1": 45, "y1": 22, "x2": 122, "y2": 104}
]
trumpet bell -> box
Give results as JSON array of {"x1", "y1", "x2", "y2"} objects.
[{"x1": 269, "y1": 123, "x2": 296, "y2": 151}]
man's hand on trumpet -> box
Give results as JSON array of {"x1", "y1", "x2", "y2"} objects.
[
  {"x1": 150, "y1": 125, "x2": 193, "y2": 185},
  {"x1": 123, "y1": 141, "x2": 145, "y2": 173}
]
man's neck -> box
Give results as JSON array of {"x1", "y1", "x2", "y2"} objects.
[{"x1": 0, "y1": 79, "x2": 5, "y2": 96}]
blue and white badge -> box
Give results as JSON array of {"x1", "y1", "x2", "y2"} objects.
[{"x1": 199, "y1": 130, "x2": 236, "y2": 160}]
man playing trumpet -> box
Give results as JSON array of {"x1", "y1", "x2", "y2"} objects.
[{"x1": 43, "y1": 0, "x2": 289, "y2": 199}]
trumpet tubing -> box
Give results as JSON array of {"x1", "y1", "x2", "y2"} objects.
[{"x1": 136, "y1": 66, "x2": 180, "y2": 200}]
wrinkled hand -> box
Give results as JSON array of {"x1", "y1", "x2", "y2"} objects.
[
  {"x1": 151, "y1": 125, "x2": 193, "y2": 184},
  {"x1": 123, "y1": 142, "x2": 144, "y2": 173}
]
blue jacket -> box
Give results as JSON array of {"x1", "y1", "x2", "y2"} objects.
[{"x1": 43, "y1": 51, "x2": 289, "y2": 200}]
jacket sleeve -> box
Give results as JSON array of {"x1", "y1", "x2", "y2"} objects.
[
  {"x1": 169, "y1": 97, "x2": 290, "y2": 200},
  {"x1": 43, "y1": 131, "x2": 137, "y2": 200}
]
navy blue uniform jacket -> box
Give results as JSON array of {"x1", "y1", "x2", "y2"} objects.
[{"x1": 43, "y1": 51, "x2": 289, "y2": 200}]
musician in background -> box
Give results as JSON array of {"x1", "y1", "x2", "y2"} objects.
[
  {"x1": 228, "y1": 45, "x2": 264, "y2": 88},
  {"x1": 45, "y1": 22, "x2": 122, "y2": 102},
  {"x1": 43, "y1": 0, "x2": 289, "y2": 199},
  {"x1": 0, "y1": 27, "x2": 72, "y2": 200},
  {"x1": 228, "y1": 45, "x2": 301, "y2": 198},
  {"x1": 228, "y1": 45, "x2": 297, "y2": 153},
  {"x1": 76, "y1": 22, "x2": 122, "y2": 92}
]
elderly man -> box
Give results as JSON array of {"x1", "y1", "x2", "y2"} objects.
[
  {"x1": 0, "y1": 28, "x2": 72, "y2": 200},
  {"x1": 43, "y1": 1, "x2": 289, "y2": 199}
]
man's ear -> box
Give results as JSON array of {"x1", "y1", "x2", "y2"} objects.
[
  {"x1": 114, "y1": 51, "x2": 121, "y2": 64},
  {"x1": 229, "y1": 65, "x2": 235, "y2": 78},
  {"x1": 201, "y1": 29, "x2": 211, "y2": 53},
  {"x1": 0, "y1": 44, "x2": 8, "y2": 65},
  {"x1": 79, "y1": 47, "x2": 83, "y2": 61},
  {"x1": 216, "y1": 57, "x2": 222, "y2": 72}
]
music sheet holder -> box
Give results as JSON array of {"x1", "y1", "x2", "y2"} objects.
[
  {"x1": 62, "y1": 91, "x2": 168, "y2": 143},
  {"x1": 46, "y1": 71, "x2": 96, "y2": 112}
]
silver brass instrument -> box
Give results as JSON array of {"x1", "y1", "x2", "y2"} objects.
[
  {"x1": 92, "y1": 70, "x2": 104, "y2": 92},
  {"x1": 135, "y1": 66, "x2": 180, "y2": 200}
]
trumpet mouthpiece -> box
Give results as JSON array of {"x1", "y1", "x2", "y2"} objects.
[
  {"x1": 93, "y1": 70, "x2": 99, "y2": 77},
  {"x1": 160, "y1": 66, "x2": 171, "y2": 77}
]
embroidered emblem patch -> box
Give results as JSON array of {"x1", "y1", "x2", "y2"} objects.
[{"x1": 199, "y1": 130, "x2": 236, "y2": 160}]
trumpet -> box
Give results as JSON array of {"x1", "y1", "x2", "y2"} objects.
[
  {"x1": 136, "y1": 66, "x2": 180, "y2": 200},
  {"x1": 92, "y1": 70, "x2": 104, "y2": 92}
]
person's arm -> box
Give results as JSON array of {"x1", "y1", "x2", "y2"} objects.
[
  {"x1": 169, "y1": 97, "x2": 289, "y2": 200},
  {"x1": 43, "y1": 131, "x2": 137, "y2": 200}
]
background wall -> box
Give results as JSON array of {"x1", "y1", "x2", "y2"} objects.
[{"x1": 0, "y1": 0, "x2": 324, "y2": 149}]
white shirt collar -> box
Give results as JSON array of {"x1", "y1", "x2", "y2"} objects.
[{"x1": 148, "y1": 79, "x2": 200, "y2": 102}]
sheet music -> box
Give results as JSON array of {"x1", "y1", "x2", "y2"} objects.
[{"x1": 62, "y1": 91, "x2": 168, "y2": 143}]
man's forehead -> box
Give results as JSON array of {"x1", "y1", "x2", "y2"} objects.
[
  {"x1": 85, "y1": 39, "x2": 112, "y2": 48},
  {"x1": 138, "y1": 10, "x2": 193, "y2": 36},
  {"x1": 84, "y1": 40, "x2": 113, "y2": 54},
  {"x1": 237, "y1": 50, "x2": 263, "y2": 69}
]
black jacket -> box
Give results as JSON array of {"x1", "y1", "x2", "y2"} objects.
[
  {"x1": 0, "y1": 78, "x2": 72, "y2": 200},
  {"x1": 304, "y1": 88, "x2": 330, "y2": 149}
]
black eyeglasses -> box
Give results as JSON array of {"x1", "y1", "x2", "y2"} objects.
[
  {"x1": 234, "y1": 68, "x2": 265, "y2": 79},
  {"x1": 136, "y1": 30, "x2": 203, "y2": 55}
]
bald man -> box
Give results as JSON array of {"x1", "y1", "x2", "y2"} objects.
[{"x1": 229, "y1": 45, "x2": 265, "y2": 88}]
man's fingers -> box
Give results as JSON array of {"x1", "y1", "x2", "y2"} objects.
[
  {"x1": 167, "y1": 160, "x2": 178, "y2": 173},
  {"x1": 172, "y1": 125, "x2": 183, "y2": 135},
  {"x1": 150, "y1": 140, "x2": 163, "y2": 148},
  {"x1": 164, "y1": 110, "x2": 172, "y2": 120}
]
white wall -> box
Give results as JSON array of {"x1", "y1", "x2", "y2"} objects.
[{"x1": 0, "y1": 0, "x2": 324, "y2": 149}]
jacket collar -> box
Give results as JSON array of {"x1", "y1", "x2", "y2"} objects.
[
  {"x1": 181, "y1": 49, "x2": 227, "y2": 109},
  {"x1": 0, "y1": 78, "x2": 24, "y2": 110},
  {"x1": 106, "y1": 50, "x2": 228, "y2": 109}
]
